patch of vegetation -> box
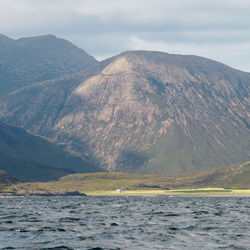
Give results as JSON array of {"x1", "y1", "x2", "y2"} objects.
[
  {"x1": 170, "y1": 189, "x2": 231, "y2": 193},
  {"x1": 4, "y1": 161, "x2": 249, "y2": 195}
]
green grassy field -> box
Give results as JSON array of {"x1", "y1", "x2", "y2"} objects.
[
  {"x1": 85, "y1": 188, "x2": 250, "y2": 196},
  {"x1": 1, "y1": 161, "x2": 249, "y2": 196}
]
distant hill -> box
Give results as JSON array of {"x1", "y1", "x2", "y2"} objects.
[
  {"x1": 57, "y1": 161, "x2": 250, "y2": 189},
  {"x1": 0, "y1": 122, "x2": 103, "y2": 181},
  {"x1": 172, "y1": 161, "x2": 250, "y2": 189},
  {"x1": 0, "y1": 34, "x2": 97, "y2": 97},
  {"x1": 1, "y1": 50, "x2": 249, "y2": 175}
]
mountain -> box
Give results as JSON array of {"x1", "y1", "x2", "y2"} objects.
[
  {"x1": 0, "y1": 34, "x2": 97, "y2": 97},
  {"x1": 0, "y1": 122, "x2": 103, "y2": 181},
  {"x1": 0, "y1": 50, "x2": 249, "y2": 175}
]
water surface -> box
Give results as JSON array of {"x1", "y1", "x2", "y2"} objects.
[{"x1": 0, "y1": 197, "x2": 249, "y2": 249}]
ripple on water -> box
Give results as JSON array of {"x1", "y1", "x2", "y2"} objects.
[{"x1": 0, "y1": 197, "x2": 249, "y2": 249}]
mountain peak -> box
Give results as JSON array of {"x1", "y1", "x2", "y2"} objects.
[
  {"x1": 102, "y1": 55, "x2": 133, "y2": 74},
  {"x1": 0, "y1": 34, "x2": 14, "y2": 48},
  {"x1": 101, "y1": 50, "x2": 170, "y2": 75},
  {"x1": 0, "y1": 34, "x2": 98, "y2": 97},
  {"x1": 15, "y1": 34, "x2": 77, "y2": 49},
  {"x1": 101, "y1": 50, "x2": 242, "y2": 83}
]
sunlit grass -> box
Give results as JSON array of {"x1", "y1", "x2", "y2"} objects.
[
  {"x1": 231, "y1": 189, "x2": 250, "y2": 193},
  {"x1": 86, "y1": 188, "x2": 250, "y2": 196},
  {"x1": 86, "y1": 189, "x2": 167, "y2": 196}
]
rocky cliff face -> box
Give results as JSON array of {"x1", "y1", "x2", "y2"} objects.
[
  {"x1": 0, "y1": 51, "x2": 249, "y2": 175},
  {"x1": 0, "y1": 34, "x2": 97, "y2": 97}
]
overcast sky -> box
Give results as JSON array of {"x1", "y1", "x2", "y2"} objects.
[{"x1": 1, "y1": 0, "x2": 250, "y2": 72}]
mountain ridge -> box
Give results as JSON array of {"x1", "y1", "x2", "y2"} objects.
[
  {"x1": 0, "y1": 122, "x2": 103, "y2": 181},
  {"x1": 0, "y1": 34, "x2": 14, "y2": 48}
]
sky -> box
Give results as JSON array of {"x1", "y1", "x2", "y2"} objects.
[{"x1": 1, "y1": 0, "x2": 250, "y2": 72}]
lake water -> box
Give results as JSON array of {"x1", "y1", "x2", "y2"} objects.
[{"x1": 0, "y1": 197, "x2": 249, "y2": 249}]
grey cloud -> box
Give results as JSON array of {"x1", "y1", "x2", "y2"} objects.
[
  {"x1": 2, "y1": 0, "x2": 250, "y2": 32},
  {"x1": 0, "y1": 0, "x2": 250, "y2": 71}
]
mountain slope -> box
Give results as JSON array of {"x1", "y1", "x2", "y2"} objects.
[
  {"x1": 0, "y1": 170, "x2": 19, "y2": 187},
  {"x1": 173, "y1": 161, "x2": 250, "y2": 189},
  {"x1": 0, "y1": 34, "x2": 97, "y2": 97},
  {"x1": 0, "y1": 51, "x2": 249, "y2": 175},
  {"x1": 0, "y1": 34, "x2": 14, "y2": 48},
  {"x1": 51, "y1": 161, "x2": 250, "y2": 189},
  {"x1": 0, "y1": 122, "x2": 103, "y2": 181}
]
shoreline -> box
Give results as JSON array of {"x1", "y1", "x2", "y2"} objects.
[
  {"x1": 88, "y1": 193, "x2": 250, "y2": 198},
  {"x1": 1, "y1": 187, "x2": 250, "y2": 198},
  {"x1": 2, "y1": 193, "x2": 250, "y2": 198},
  {"x1": 1, "y1": 195, "x2": 250, "y2": 198},
  {"x1": 86, "y1": 188, "x2": 250, "y2": 197}
]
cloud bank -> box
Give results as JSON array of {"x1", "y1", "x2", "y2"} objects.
[{"x1": 1, "y1": 0, "x2": 250, "y2": 71}]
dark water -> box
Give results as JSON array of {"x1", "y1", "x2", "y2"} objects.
[{"x1": 0, "y1": 197, "x2": 249, "y2": 249}]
